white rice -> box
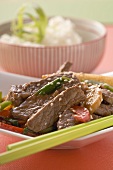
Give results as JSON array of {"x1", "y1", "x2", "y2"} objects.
[{"x1": 0, "y1": 16, "x2": 82, "y2": 46}]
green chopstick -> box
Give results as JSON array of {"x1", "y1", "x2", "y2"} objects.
[
  {"x1": 1, "y1": 115, "x2": 113, "y2": 165},
  {"x1": 8, "y1": 114, "x2": 113, "y2": 151}
]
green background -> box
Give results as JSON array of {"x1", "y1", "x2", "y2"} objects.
[{"x1": 0, "y1": 0, "x2": 113, "y2": 24}]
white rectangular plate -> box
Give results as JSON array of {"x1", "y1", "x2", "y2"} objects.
[{"x1": 0, "y1": 71, "x2": 113, "y2": 149}]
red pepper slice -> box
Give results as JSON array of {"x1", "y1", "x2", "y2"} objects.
[
  {"x1": 0, "y1": 122, "x2": 24, "y2": 134},
  {"x1": 0, "y1": 110, "x2": 11, "y2": 118},
  {"x1": 72, "y1": 106, "x2": 91, "y2": 123}
]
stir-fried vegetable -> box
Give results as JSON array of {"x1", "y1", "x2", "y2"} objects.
[
  {"x1": 36, "y1": 76, "x2": 70, "y2": 95},
  {"x1": 84, "y1": 85, "x2": 103, "y2": 114},
  {"x1": 11, "y1": 4, "x2": 48, "y2": 43},
  {"x1": 85, "y1": 80, "x2": 113, "y2": 92},
  {"x1": 102, "y1": 83, "x2": 113, "y2": 92},
  {"x1": 7, "y1": 118, "x2": 19, "y2": 126},
  {"x1": 3, "y1": 104, "x2": 13, "y2": 111},
  {"x1": 84, "y1": 80, "x2": 100, "y2": 85},
  {"x1": 23, "y1": 127, "x2": 38, "y2": 137},
  {"x1": 0, "y1": 91, "x2": 2, "y2": 103},
  {"x1": 72, "y1": 106, "x2": 91, "y2": 123},
  {"x1": 0, "y1": 101, "x2": 12, "y2": 111},
  {"x1": 0, "y1": 122, "x2": 24, "y2": 134},
  {"x1": 0, "y1": 110, "x2": 11, "y2": 118}
]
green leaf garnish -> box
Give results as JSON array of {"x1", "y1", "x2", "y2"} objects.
[
  {"x1": 11, "y1": 4, "x2": 48, "y2": 43},
  {"x1": 11, "y1": 5, "x2": 25, "y2": 38}
]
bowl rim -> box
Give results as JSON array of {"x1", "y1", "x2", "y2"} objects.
[{"x1": 0, "y1": 17, "x2": 107, "y2": 49}]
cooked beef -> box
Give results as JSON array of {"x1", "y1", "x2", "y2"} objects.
[
  {"x1": 56, "y1": 61, "x2": 72, "y2": 73},
  {"x1": 11, "y1": 73, "x2": 80, "y2": 121},
  {"x1": 5, "y1": 85, "x2": 31, "y2": 107},
  {"x1": 94, "y1": 104, "x2": 113, "y2": 117},
  {"x1": 57, "y1": 109, "x2": 76, "y2": 130},
  {"x1": 6, "y1": 72, "x2": 79, "y2": 107},
  {"x1": 11, "y1": 94, "x2": 52, "y2": 121},
  {"x1": 101, "y1": 88, "x2": 113, "y2": 105},
  {"x1": 92, "y1": 113, "x2": 102, "y2": 120},
  {"x1": 26, "y1": 85, "x2": 85, "y2": 132}
]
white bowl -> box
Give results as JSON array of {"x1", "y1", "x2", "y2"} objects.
[{"x1": 0, "y1": 18, "x2": 107, "y2": 77}]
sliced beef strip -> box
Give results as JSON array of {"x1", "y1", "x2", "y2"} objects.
[
  {"x1": 11, "y1": 94, "x2": 52, "y2": 121},
  {"x1": 101, "y1": 88, "x2": 113, "y2": 105},
  {"x1": 11, "y1": 74, "x2": 80, "y2": 121},
  {"x1": 94, "y1": 104, "x2": 113, "y2": 117},
  {"x1": 26, "y1": 85, "x2": 86, "y2": 132},
  {"x1": 6, "y1": 72, "x2": 79, "y2": 107},
  {"x1": 57, "y1": 109, "x2": 77, "y2": 130},
  {"x1": 56, "y1": 61, "x2": 72, "y2": 73},
  {"x1": 5, "y1": 85, "x2": 31, "y2": 107}
]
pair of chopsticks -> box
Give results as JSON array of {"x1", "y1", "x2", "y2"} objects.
[{"x1": 1, "y1": 115, "x2": 113, "y2": 165}]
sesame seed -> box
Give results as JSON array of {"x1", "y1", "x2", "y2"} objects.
[
  {"x1": 50, "y1": 103, "x2": 54, "y2": 106},
  {"x1": 57, "y1": 82, "x2": 61, "y2": 85},
  {"x1": 72, "y1": 74, "x2": 75, "y2": 78},
  {"x1": 59, "y1": 98, "x2": 62, "y2": 101},
  {"x1": 60, "y1": 77, "x2": 63, "y2": 81},
  {"x1": 37, "y1": 83, "x2": 40, "y2": 86},
  {"x1": 47, "y1": 78, "x2": 51, "y2": 81}
]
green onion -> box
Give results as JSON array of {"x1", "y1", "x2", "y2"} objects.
[
  {"x1": 35, "y1": 76, "x2": 70, "y2": 95},
  {"x1": 23, "y1": 127, "x2": 31, "y2": 135},
  {"x1": 84, "y1": 80, "x2": 100, "y2": 85},
  {"x1": 11, "y1": 4, "x2": 48, "y2": 43},
  {"x1": 103, "y1": 83, "x2": 113, "y2": 92},
  {"x1": 23, "y1": 127, "x2": 37, "y2": 136},
  {"x1": 84, "y1": 80, "x2": 113, "y2": 92},
  {"x1": 7, "y1": 119, "x2": 19, "y2": 126}
]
